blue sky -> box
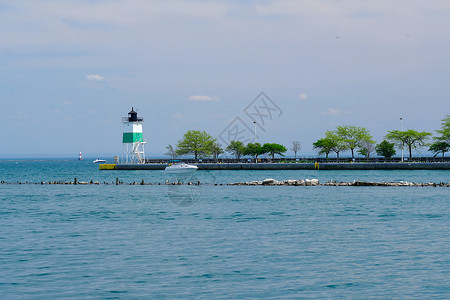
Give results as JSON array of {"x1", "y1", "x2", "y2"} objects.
[{"x1": 1, "y1": 0, "x2": 449, "y2": 158}]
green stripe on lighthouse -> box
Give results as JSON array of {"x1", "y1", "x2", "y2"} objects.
[{"x1": 123, "y1": 132, "x2": 143, "y2": 143}]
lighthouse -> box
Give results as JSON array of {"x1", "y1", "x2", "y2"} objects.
[{"x1": 122, "y1": 107, "x2": 146, "y2": 164}]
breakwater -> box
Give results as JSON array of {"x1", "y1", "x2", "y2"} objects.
[
  {"x1": 1, "y1": 178, "x2": 449, "y2": 187},
  {"x1": 104, "y1": 162, "x2": 450, "y2": 170},
  {"x1": 0, "y1": 179, "x2": 201, "y2": 186},
  {"x1": 229, "y1": 178, "x2": 450, "y2": 187}
]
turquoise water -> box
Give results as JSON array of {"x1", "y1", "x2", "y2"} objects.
[{"x1": 1, "y1": 160, "x2": 449, "y2": 299}]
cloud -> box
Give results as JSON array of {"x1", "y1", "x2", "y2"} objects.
[
  {"x1": 86, "y1": 74, "x2": 104, "y2": 81},
  {"x1": 15, "y1": 112, "x2": 30, "y2": 120},
  {"x1": 172, "y1": 112, "x2": 187, "y2": 120},
  {"x1": 299, "y1": 93, "x2": 308, "y2": 100},
  {"x1": 254, "y1": 0, "x2": 424, "y2": 18},
  {"x1": 48, "y1": 108, "x2": 62, "y2": 114},
  {"x1": 322, "y1": 107, "x2": 342, "y2": 116},
  {"x1": 5, "y1": 1, "x2": 229, "y2": 26},
  {"x1": 255, "y1": 0, "x2": 336, "y2": 17},
  {"x1": 187, "y1": 95, "x2": 219, "y2": 102}
]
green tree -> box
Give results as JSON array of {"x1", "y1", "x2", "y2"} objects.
[
  {"x1": 290, "y1": 141, "x2": 301, "y2": 159},
  {"x1": 326, "y1": 130, "x2": 347, "y2": 160},
  {"x1": 262, "y1": 143, "x2": 287, "y2": 159},
  {"x1": 336, "y1": 125, "x2": 374, "y2": 159},
  {"x1": 176, "y1": 130, "x2": 216, "y2": 159},
  {"x1": 210, "y1": 142, "x2": 224, "y2": 162},
  {"x1": 429, "y1": 141, "x2": 450, "y2": 159},
  {"x1": 429, "y1": 115, "x2": 450, "y2": 159},
  {"x1": 244, "y1": 143, "x2": 265, "y2": 161},
  {"x1": 435, "y1": 115, "x2": 450, "y2": 143},
  {"x1": 164, "y1": 144, "x2": 177, "y2": 159},
  {"x1": 376, "y1": 140, "x2": 396, "y2": 158},
  {"x1": 313, "y1": 137, "x2": 334, "y2": 159},
  {"x1": 225, "y1": 140, "x2": 245, "y2": 159},
  {"x1": 385, "y1": 129, "x2": 432, "y2": 159}
]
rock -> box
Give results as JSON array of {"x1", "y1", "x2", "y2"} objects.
[
  {"x1": 305, "y1": 179, "x2": 319, "y2": 186},
  {"x1": 228, "y1": 178, "x2": 449, "y2": 187},
  {"x1": 262, "y1": 178, "x2": 278, "y2": 185}
]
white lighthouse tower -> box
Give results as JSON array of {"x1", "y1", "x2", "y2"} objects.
[{"x1": 122, "y1": 107, "x2": 146, "y2": 164}]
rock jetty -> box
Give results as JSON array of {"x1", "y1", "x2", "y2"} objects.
[
  {"x1": 229, "y1": 178, "x2": 450, "y2": 187},
  {"x1": 1, "y1": 178, "x2": 449, "y2": 187},
  {"x1": 229, "y1": 178, "x2": 320, "y2": 186}
]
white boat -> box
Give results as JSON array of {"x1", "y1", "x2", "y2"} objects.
[
  {"x1": 164, "y1": 162, "x2": 198, "y2": 173},
  {"x1": 93, "y1": 158, "x2": 107, "y2": 163}
]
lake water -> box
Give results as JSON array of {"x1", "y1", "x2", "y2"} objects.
[{"x1": 1, "y1": 160, "x2": 449, "y2": 299}]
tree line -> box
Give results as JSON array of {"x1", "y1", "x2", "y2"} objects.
[
  {"x1": 313, "y1": 115, "x2": 450, "y2": 159},
  {"x1": 165, "y1": 115, "x2": 450, "y2": 160},
  {"x1": 165, "y1": 130, "x2": 293, "y2": 161}
]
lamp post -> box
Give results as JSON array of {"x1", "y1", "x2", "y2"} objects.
[
  {"x1": 253, "y1": 121, "x2": 257, "y2": 143},
  {"x1": 400, "y1": 117, "x2": 404, "y2": 162}
]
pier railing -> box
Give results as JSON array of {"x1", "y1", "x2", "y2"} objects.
[{"x1": 144, "y1": 156, "x2": 450, "y2": 164}]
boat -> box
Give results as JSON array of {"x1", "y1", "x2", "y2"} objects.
[
  {"x1": 93, "y1": 158, "x2": 107, "y2": 163},
  {"x1": 164, "y1": 161, "x2": 198, "y2": 173}
]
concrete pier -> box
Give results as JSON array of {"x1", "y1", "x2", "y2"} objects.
[{"x1": 104, "y1": 162, "x2": 450, "y2": 170}]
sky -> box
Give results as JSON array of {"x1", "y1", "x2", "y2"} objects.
[{"x1": 1, "y1": 0, "x2": 449, "y2": 158}]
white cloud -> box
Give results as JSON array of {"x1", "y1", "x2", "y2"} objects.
[
  {"x1": 322, "y1": 107, "x2": 342, "y2": 116},
  {"x1": 15, "y1": 112, "x2": 30, "y2": 119},
  {"x1": 254, "y1": 0, "x2": 448, "y2": 18},
  {"x1": 173, "y1": 112, "x2": 186, "y2": 120},
  {"x1": 253, "y1": 0, "x2": 450, "y2": 45},
  {"x1": 48, "y1": 108, "x2": 62, "y2": 114},
  {"x1": 4, "y1": 1, "x2": 229, "y2": 26},
  {"x1": 86, "y1": 74, "x2": 104, "y2": 81},
  {"x1": 299, "y1": 93, "x2": 308, "y2": 100},
  {"x1": 255, "y1": 0, "x2": 336, "y2": 17},
  {"x1": 187, "y1": 95, "x2": 219, "y2": 101}
]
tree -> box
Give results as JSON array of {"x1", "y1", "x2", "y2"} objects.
[
  {"x1": 176, "y1": 130, "x2": 216, "y2": 159},
  {"x1": 313, "y1": 138, "x2": 334, "y2": 159},
  {"x1": 164, "y1": 144, "x2": 177, "y2": 159},
  {"x1": 225, "y1": 140, "x2": 245, "y2": 159},
  {"x1": 429, "y1": 141, "x2": 450, "y2": 160},
  {"x1": 244, "y1": 143, "x2": 265, "y2": 161},
  {"x1": 435, "y1": 115, "x2": 450, "y2": 143},
  {"x1": 336, "y1": 125, "x2": 373, "y2": 159},
  {"x1": 430, "y1": 115, "x2": 450, "y2": 160},
  {"x1": 210, "y1": 142, "x2": 224, "y2": 162},
  {"x1": 385, "y1": 129, "x2": 432, "y2": 159},
  {"x1": 290, "y1": 141, "x2": 301, "y2": 159},
  {"x1": 357, "y1": 140, "x2": 376, "y2": 158},
  {"x1": 326, "y1": 130, "x2": 347, "y2": 160},
  {"x1": 376, "y1": 140, "x2": 396, "y2": 158},
  {"x1": 262, "y1": 143, "x2": 287, "y2": 159}
]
